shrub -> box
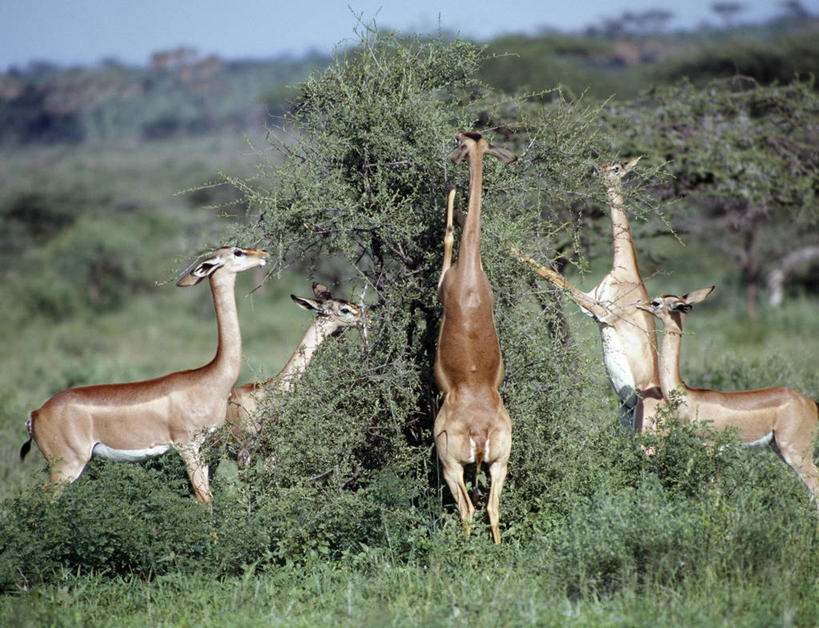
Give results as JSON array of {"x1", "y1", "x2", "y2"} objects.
[{"x1": 228, "y1": 30, "x2": 660, "y2": 520}]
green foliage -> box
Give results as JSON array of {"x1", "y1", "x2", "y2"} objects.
[
  {"x1": 479, "y1": 34, "x2": 615, "y2": 98},
  {"x1": 621, "y1": 78, "x2": 818, "y2": 218},
  {"x1": 232, "y1": 31, "x2": 635, "y2": 531},
  {"x1": 7, "y1": 216, "x2": 155, "y2": 321},
  {"x1": 603, "y1": 77, "x2": 819, "y2": 314},
  {"x1": 0, "y1": 458, "x2": 212, "y2": 590},
  {"x1": 659, "y1": 31, "x2": 819, "y2": 86}
]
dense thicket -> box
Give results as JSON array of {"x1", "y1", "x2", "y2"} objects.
[{"x1": 233, "y1": 32, "x2": 620, "y2": 515}]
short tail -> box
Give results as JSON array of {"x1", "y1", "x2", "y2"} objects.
[
  {"x1": 20, "y1": 438, "x2": 32, "y2": 461},
  {"x1": 20, "y1": 412, "x2": 34, "y2": 461},
  {"x1": 472, "y1": 434, "x2": 487, "y2": 506}
]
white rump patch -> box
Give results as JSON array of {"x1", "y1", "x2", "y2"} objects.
[
  {"x1": 467, "y1": 436, "x2": 489, "y2": 463},
  {"x1": 92, "y1": 442, "x2": 170, "y2": 462}
]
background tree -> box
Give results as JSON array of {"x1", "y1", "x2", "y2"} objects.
[
  {"x1": 604, "y1": 77, "x2": 819, "y2": 317},
  {"x1": 712, "y1": 2, "x2": 745, "y2": 27}
]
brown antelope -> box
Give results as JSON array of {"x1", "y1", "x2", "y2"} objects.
[
  {"x1": 20, "y1": 246, "x2": 268, "y2": 502},
  {"x1": 637, "y1": 286, "x2": 819, "y2": 503},
  {"x1": 435, "y1": 131, "x2": 516, "y2": 544},
  {"x1": 226, "y1": 282, "x2": 365, "y2": 466},
  {"x1": 513, "y1": 157, "x2": 662, "y2": 434}
]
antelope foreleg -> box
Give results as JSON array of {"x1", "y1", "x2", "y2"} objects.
[
  {"x1": 509, "y1": 246, "x2": 612, "y2": 322},
  {"x1": 177, "y1": 443, "x2": 212, "y2": 504},
  {"x1": 438, "y1": 188, "x2": 457, "y2": 289}
]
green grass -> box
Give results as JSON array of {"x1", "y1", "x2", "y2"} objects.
[{"x1": 2, "y1": 535, "x2": 818, "y2": 627}]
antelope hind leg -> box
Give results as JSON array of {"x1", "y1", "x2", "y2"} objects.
[
  {"x1": 440, "y1": 457, "x2": 476, "y2": 534},
  {"x1": 487, "y1": 458, "x2": 508, "y2": 545}
]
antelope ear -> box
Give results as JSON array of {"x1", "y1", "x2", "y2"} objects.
[
  {"x1": 449, "y1": 142, "x2": 469, "y2": 164},
  {"x1": 682, "y1": 285, "x2": 715, "y2": 307},
  {"x1": 622, "y1": 156, "x2": 642, "y2": 173},
  {"x1": 312, "y1": 282, "x2": 333, "y2": 300},
  {"x1": 291, "y1": 294, "x2": 322, "y2": 312},
  {"x1": 668, "y1": 300, "x2": 693, "y2": 314},
  {"x1": 176, "y1": 255, "x2": 222, "y2": 287},
  {"x1": 486, "y1": 146, "x2": 517, "y2": 164}
]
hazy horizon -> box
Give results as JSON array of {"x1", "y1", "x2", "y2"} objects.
[{"x1": 1, "y1": 0, "x2": 804, "y2": 71}]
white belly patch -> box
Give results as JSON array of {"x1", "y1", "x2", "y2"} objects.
[
  {"x1": 92, "y1": 442, "x2": 171, "y2": 462},
  {"x1": 599, "y1": 326, "x2": 636, "y2": 398},
  {"x1": 745, "y1": 432, "x2": 773, "y2": 448}
]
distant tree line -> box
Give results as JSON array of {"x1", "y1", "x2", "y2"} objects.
[
  {"x1": 0, "y1": 16, "x2": 817, "y2": 146},
  {"x1": 0, "y1": 49, "x2": 328, "y2": 145}
]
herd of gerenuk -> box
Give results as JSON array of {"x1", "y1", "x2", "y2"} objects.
[{"x1": 19, "y1": 132, "x2": 819, "y2": 543}]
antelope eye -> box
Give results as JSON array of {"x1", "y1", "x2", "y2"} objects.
[
  {"x1": 651, "y1": 299, "x2": 661, "y2": 308},
  {"x1": 233, "y1": 248, "x2": 244, "y2": 257}
]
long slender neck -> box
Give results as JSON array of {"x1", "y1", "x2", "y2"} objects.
[
  {"x1": 275, "y1": 317, "x2": 336, "y2": 392},
  {"x1": 460, "y1": 148, "x2": 485, "y2": 274},
  {"x1": 208, "y1": 271, "x2": 242, "y2": 382},
  {"x1": 658, "y1": 314, "x2": 687, "y2": 398},
  {"x1": 606, "y1": 179, "x2": 640, "y2": 277}
]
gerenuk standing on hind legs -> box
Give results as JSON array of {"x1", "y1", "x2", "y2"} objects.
[{"x1": 434, "y1": 132, "x2": 516, "y2": 544}]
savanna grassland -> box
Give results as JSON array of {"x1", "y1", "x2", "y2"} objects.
[{"x1": 2, "y1": 17, "x2": 819, "y2": 627}]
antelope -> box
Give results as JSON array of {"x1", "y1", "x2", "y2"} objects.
[
  {"x1": 434, "y1": 131, "x2": 516, "y2": 544},
  {"x1": 512, "y1": 157, "x2": 662, "y2": 433},
  {"x1": 637, "y1": 286, "x2": 819, "y2": 503},
  {"x1": 226, "y1": 282, "x2": 366, "y2": 466},
  {"x1": 20, "y1": 246, "x2": 268, "y2": 503}
]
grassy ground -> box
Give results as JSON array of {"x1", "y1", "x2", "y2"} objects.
[{"x1": 2, "y1": 525, "x2": 818, "y2": 627}]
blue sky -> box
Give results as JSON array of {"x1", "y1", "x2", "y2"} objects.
[{"x1": 0, "y1": 0, "x2": 811, "y2": 70}]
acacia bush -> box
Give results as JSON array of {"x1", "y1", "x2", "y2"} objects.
[
  {"x1": 0, "y1": 32, "x2": 623, "y2": 586},
  {"x1": 228, "y1": 30, "x2": 648, "y2": 532}
]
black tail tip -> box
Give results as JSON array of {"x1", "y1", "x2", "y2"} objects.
[{"x1": 20, "y1": 438, "x2": 32, "y2": 461}]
